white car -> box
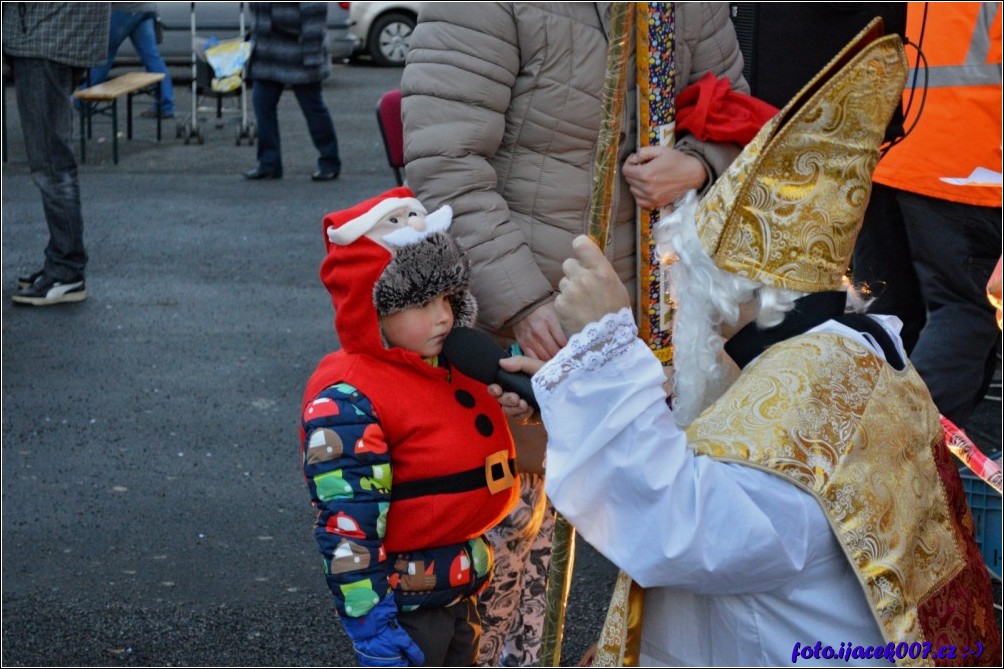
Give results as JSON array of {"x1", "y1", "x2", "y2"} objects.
[{"x1": 348, "y1": 2, "x2": 422, "y2": 67}]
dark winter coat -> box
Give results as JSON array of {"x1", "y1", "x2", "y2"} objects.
[{"x1": 247, "y1": 2, "x2": 329, "y2": 85}]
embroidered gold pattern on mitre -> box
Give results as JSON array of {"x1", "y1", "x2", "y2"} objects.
[
  {"x1": 687, "y1": 334, "x2": 964, "y2": 663},
  {"x1": 696, "y1": 28, "x2": 909, "y2": 293}
]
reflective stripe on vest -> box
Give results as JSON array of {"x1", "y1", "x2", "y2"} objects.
[{"x1": 907, "y1": 2, "x2": 1002, "y2": 87}]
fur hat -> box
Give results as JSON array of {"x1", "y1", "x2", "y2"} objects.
[{"x1": 374, "y1": 231, "x2": 477, "y2": 328}]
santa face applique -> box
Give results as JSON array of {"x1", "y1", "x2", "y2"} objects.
[
  {"x1": 373, "y1": 203, "x2": 453, "y2": 249},
  {"x1": 324, "y1": 187, "x2": 453, "y2": 252},
  {"x1": 367, "y1": 203, "x2": 427, "y2": 249}
]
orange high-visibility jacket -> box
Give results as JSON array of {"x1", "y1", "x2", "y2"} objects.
[{"x1": 874, "y1": 2, "x2": 1002, "y2": 207}]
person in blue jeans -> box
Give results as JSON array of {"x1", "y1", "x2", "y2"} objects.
[
  {"x1": 243, "y1": 2, "x2": 341, "y2": 181},
  {"x1": 89, "y1": 2, "x2": 175, "y2": 118}
]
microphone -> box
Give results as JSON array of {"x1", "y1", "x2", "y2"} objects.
[{"x1": 442, "y1": 327, "x2": 538, "y2": 410}]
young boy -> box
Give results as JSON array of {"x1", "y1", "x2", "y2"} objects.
[{"x1": 300, "y1": 187, "x2": 520, "y2": 667}]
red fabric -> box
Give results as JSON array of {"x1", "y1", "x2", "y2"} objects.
[
  {"x1": 320, "y1": 187, "x2": 415, "y2": 355},
  {"x1": 916, "y1": 433, "x2": 1002, "y2": 666},
  {"x1": 676, "y1": 73, "x2": 779, "y2": 146},
  {"x1": 303, "y1": 346, "x2": 519, "y2": 553},
  {"x1": 377, "y1": 89, "x2": 404, "y2": 168},
  {"x1": 321, "y1": 234, "x2": 391, "y2": 356}
]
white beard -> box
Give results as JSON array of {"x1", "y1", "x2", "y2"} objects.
[
  {"x1": 656, "y1": 191, "x2": 746, "y2": 428},
  {"x1": 670, "y1": 322, "x2": 740, "y2": 428},
  {"x1": 381, "y1": 205, "x2": 453, "y2": 248}
]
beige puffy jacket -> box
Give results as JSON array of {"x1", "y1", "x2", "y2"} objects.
[{"x1": 402, "y1": 2, "x2": 748, "y2": 335}]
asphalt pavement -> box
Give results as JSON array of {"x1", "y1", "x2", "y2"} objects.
[{"x1": 1, "y1": 62, "x2": 618, "y2": 667}]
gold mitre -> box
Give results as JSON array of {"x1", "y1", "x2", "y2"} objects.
[{"x1": 696, "y1": 18, "x2": 908, "y2": 292}]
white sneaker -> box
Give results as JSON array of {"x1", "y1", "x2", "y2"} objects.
[{"x1": 12, "y1": 274, "x2": 87, "y2": 306}]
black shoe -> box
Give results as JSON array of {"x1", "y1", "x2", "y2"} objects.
[
  {"x1": 243, "y1": 167, "x2": 282, "y2": 180},
  {"x1": 12, "y1": 273, "x2": 86, "y2": 306},
  {"x1": 311, "y1": 169, "x2": 340, "y2": 182},
  {"x1": 17, "y1": 268, "x2": 45, "y2": 290},
  {"x1": 140, "y1": 110, "x2": 175, "y2": 119}
]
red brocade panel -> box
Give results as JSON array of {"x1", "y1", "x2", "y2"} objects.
[{"x1": 917, "y1": 437, "x2": 1001, "y2": 666}]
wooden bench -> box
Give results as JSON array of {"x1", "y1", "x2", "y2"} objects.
[{"x1": 73, "y1": 72, "x2": 167, "y2": 164}]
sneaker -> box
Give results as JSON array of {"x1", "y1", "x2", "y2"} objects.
[
  {"x1": 17, "y1": 268, "x2": 45, "y2": 290},
  {"x1": 12, "y1": 273, "x2": 87, "y2": 306}
]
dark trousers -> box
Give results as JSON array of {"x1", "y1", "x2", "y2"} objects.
[
  {"x1": 853, "y1": 184, "x2": 1002, "y2": 426},
  {"x1": 397, "y1": 596, "x2": 481, "y2": 667},
  {"x1": 251, "y1": 78, "x2": 341, "y2": 174},
  {"x1": 11, "y1": 57, "x2": 88, "y2": 281}
]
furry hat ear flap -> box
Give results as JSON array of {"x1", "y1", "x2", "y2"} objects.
[{"x1": 373, "y1": 231, "x2": 478, "y2": 328}]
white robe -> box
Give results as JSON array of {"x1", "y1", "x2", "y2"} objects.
[{"x1": 533, "y1": 308, "x2": 897, "y2": 666}]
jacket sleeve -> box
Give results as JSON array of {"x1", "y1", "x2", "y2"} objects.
[
  {"x1": 302, "y1": 382, "x2": 393, "y2": 621},
  {"x1": 401, "y1": 3, "x2": 555, "y2": 333},
  {"x1": 674, "y1": 2, "x2": 750, "y2": 192}
]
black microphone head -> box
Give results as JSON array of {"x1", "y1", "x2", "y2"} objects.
[{"x1": 442, "y1": 327, "x2": 507, "y2": 384}]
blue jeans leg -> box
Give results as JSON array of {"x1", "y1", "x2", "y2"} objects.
[
  {"x1": 252, "y1": 79, "x2": 284, "y2": 173},
  {"x1": 12, "y1": 57, "x2": 87, "y2": 281},
  {"x1": 292, "y1": 82, "x2": 341, "y2": 174},
  {"x1": 88, "y1": 11, "x2": 174, "y2": 115},
  {"x1": 89, "y1": 10, "x2": 140, "y2": 86},
  {"x1": 128, "y1": 12, "x2": 175, "y2": 115}
]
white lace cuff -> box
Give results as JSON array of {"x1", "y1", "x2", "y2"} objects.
[{"x1": 532, "y1": 307, "x2": 639, "y2": 399}]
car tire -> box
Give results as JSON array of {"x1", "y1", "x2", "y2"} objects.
[{"x1": 367, "y1": 12, "x2": 415, "y2": 67}]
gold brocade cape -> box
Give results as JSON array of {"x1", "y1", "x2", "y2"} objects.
[{"x1": 594, "y1": 333, "x2": 1000, "y2": 667}]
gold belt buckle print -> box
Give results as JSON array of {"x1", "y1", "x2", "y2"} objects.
[{"x1": 485, "y1": 450, "x2": 515, "y2": 495}]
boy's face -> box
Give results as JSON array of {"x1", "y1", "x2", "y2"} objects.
[{"x1": 380, "y1": 294, "x2": 455, "y2": 357}]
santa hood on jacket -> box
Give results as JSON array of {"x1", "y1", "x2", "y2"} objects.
[{"x1": 320, "y1": 186, "x2": 477, "y2": 356}]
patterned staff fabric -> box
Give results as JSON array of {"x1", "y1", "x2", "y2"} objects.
[
  {"x1": 586, "y1": 4, "x2": 635, "y2": 248},
  {"x1": 543, "y1": 3, "x2": 636, "y2": 668},
  {"x1": 636, "y1": 2, "x2": 677, "y2": 363},
  {"x1": 593, "y1": 5, "x2": 676, "y2": 667}
]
